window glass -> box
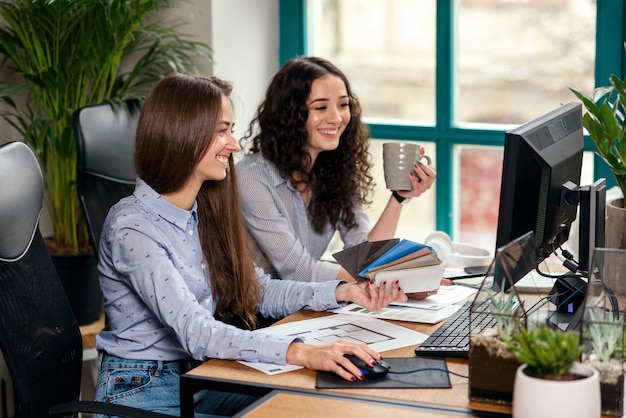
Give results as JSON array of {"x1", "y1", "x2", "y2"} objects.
[
  {"x1": 457, "y1": 0, "x2": 596, "y2": 125},
  {"x1": 455, "y1": 145, "x2": 595, "y2": 254},
  {"x1": 306, "y1": 0, "x2": 598, "y2": 255},
  {"x1": 369, "y1": 139, "x2": 436, "y2": 242},
  {"x1": 324, "y1": 138, "x2": 436, "y2": 257},
  {"x1": 308, "y1": 0, "x2": 436, "y2": 123}
]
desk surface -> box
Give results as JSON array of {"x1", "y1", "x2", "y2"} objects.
[
  {"x1": 184, "y1": 309, "x2": 511, "y2": 416},
  {"x1": 237, "y1": 390, "x2": 484, "y2": 418},
  {"x1": 79, "y1": 309, "x2": 105, "y2": 348}
]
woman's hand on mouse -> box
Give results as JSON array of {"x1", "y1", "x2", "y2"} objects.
[
  {"x1": 286, "y1": 339, "x2": 382, "y2": 381},
  {"x1": 335, "y1": 279, "x2": 407, "y2": 312}
]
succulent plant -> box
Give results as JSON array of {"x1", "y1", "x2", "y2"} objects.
[
  {"x1": 585, "y1": 309, "x2": 623, "y2": 363},
  {"x1": 486, "y1": 290, "x2": 520, "y2": 341},
  {"x1": 506, "y1": 323, "x2": 583, "y2": 379}
]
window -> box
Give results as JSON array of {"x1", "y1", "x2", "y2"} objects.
[{"x1": 280, "y1": 0, "x2": 623, "y2": 254}]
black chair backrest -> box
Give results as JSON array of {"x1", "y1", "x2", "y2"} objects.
[
  {"x1": 73, "y1": 99, "x2": 141, "y2": 257},
  {"x1": 0, "y1": 141, "x2": 83, "y2": 417}
]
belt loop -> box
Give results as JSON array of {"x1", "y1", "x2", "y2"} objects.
[{"x1": 97, "y1": 351, "x2": 104, "y2": 372}]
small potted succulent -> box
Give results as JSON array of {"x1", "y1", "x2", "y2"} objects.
[
  {"x1": 468, "y1": 290, "x2": 524, "y2": 405},
  {"x1": 468, "y1": 231, "x2": 536, "y2": 405},
  {"x1": 507, "y1": 324, "x2": 600, "y2": 418},
  {"x1": 581, "y1": 247, "x2": 626, "y2": 416}
]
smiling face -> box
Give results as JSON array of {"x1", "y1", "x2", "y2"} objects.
[
  {"x1": 305, "y1": 74, "x2": 351, "y2": 163},
  {"x1": 194, "y1": 93, "x2": 240, "y2": 183}
]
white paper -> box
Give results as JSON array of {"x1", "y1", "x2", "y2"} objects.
[
  {"x1": 237, "y1": 313, "x2": 427, "y2": 375},
  {"x1": 332, "y1": 285, "x2": 475, "y2": 324},
  {"x1": 336, "y1": 302, "x2": 461, "y2": 324},
  {"x1": 391, "y1": 283, "x2": 477, "y2": 309}
]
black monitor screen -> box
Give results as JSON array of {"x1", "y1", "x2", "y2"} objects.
[{"x1": 495, "y1": 102, "x2": 583, "y2": 276}]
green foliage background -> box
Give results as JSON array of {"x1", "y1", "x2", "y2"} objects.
[{"x1": 0, "y1": 0, "x2": 211, "y2": 253}]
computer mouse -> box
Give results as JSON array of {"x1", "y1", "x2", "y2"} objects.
[{"x1": 344, "y1": 354, "x2": 390, "y2": 379}]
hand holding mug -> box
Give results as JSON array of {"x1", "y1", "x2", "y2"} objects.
[{"x1": 383, "y1": 142, "x2": 435, "y2": 193}]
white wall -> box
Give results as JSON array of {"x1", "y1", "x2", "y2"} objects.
[
  {"x1": 167, "y1": 0, "x2": 280, "y2": 132},
  {"x1": 211, "y1": 0, "x2": 280, "y2": 143}
]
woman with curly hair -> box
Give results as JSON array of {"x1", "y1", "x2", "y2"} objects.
[{"x1": 237, "y1": 56, "x2": 436, "y2": 286}]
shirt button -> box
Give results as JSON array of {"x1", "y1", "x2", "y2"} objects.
[
  {"x1": 188, "y1": 230, "x2": 193, "y2": 236},
  {"x1": 201, "y1": 263, "x2": 205, "y2": 270}
]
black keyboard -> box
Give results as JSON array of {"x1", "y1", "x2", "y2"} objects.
[{"x1": 414, "y1": 300, "x2": 496, "y2": 358}]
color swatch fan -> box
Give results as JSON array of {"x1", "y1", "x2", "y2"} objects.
[{"x1": 333, "y1": 239, "x2": 444, "y2": 293}]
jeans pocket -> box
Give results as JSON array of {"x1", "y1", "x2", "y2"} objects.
[{"x1": 105, "y1": 369, "x2": 154, "y2": 401}]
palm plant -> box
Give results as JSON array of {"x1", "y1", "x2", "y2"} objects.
[{"x1": 0, "y1": 0, "x2": 211, "y2": 254}]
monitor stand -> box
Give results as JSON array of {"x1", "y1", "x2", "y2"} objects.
[
  {"x1": 552, "y1": 178, "x2": 606, "y2": 331},
  {"x1": 577, "y1": 178, "x2": 606, "y2": 273},
  {"x1": 561, "y1": 178, "x2": 606, "y2": 275}
]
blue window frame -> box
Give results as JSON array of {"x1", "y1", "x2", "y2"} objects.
[{"x1": 279, "y1": 0, "x2": 625, "y2": 235}]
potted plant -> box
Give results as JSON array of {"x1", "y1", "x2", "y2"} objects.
[
  {"x1": 0, "y1": 0, "x2": 210, "y2": 324},
  {"x1": 507, "y1": 323, "x2": 600, "y2": 418},
  {"x1": 468, "y1": 231, "x2": 536, "y2": 405},
  {"x1": 468, "y1": 290, "x2": 524, "y2": 405},
  {"x1": 570, "y1": 53, "x2": 626, "y2": 249},
  {"x1": 581, "y1": 247, "x2": 626, "y2": 416},
  {"x1": 582, "y1": 310, "x2": 624, "y2": 416}
]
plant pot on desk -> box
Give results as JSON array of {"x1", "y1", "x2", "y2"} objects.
[
  {"x1": 51, "y1": 252, "x2": 102, "y2": 325},
  {"x1": 513, "y1": 362, "x2": 600, "y2": 418},
  {"x1": 606, "y1": 198, "x2": 626, "y2": 249},
  {"x1": 581, "y1": 248, "x2": 626, "y2": 416},
  {"x1": 469, "y1": 332, "x2": 521, "y2": 405}
]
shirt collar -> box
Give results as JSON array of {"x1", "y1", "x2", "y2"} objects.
[
  {"x1": 256, "y1": 152, "x2": 293, "y2": 190},
  {"x1": 134, "y1": 178, "x2": 198, "y2": 231}
]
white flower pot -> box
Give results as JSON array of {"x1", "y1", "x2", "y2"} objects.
[{"x1": 513, "y1": 362, "x2": 601, "y2": 418}]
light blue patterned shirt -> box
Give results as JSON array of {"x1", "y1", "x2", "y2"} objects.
[
  {"x1": 96, "y1": 178, "x2": 342, "y2": 363},
  {"x1": 236, "y1": 152, "x2": 371, "y2": 282}
]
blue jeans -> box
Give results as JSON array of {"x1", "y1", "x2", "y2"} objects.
[{"x1": 94, "y1": 353, "x2": 259, "y2": 417}]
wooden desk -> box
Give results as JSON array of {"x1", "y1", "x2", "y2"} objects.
[
  {"x1": 79, "y1": 309, "x2": 106, "y2": 349},
  {"x1": 180, "y1": 310, "x2": 512, "y2": 418},
  {"x1": 236, "y1": 390, "x2": 490, "y2": 418}
]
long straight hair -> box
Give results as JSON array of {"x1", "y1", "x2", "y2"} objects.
[{"x1": 135, "y1": 73, "x2": 260, "y2": 329}]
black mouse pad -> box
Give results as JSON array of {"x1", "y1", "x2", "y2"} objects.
[{"x1": 315, "y1": 357, "x2": 451, "y2": 389}]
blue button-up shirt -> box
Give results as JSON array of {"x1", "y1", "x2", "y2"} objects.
[{"x1": 96, "y1": 178, "x2": 341, "y2": 364}]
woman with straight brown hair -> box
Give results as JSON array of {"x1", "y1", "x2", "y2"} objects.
[{"x1": 93, "y1": 73, "x2": 407, "y2": 417}]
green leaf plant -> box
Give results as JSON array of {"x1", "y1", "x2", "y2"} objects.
[
  {"x1": 0, "y1": 0, "x2": 211, "y2": 254},
  {"x1": 506, "y1": 323, "x2": 584, "y2": 380},
  {"x1": 570, "y1": 45, "x2": 626, "y2": 208}
]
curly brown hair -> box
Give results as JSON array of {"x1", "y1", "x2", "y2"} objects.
[{"x1": 242, "y1": 56, "x2": 374, "y2": 233}]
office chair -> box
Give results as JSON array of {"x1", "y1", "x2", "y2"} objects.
[
  {"x1": 0, "y1": 141, "x2": 169, "y2": 418},
  {"x1": 73, "y1": 99, "x2": 141, "y2": 257}
]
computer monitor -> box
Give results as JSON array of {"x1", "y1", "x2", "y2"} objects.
[{"x1": 493, "y1": 102, "x2": 584, "y2": 289}]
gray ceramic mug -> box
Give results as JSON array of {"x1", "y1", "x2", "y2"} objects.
[{"x1": 383, "y1": 142, "x2": 432, "y2": 190}]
